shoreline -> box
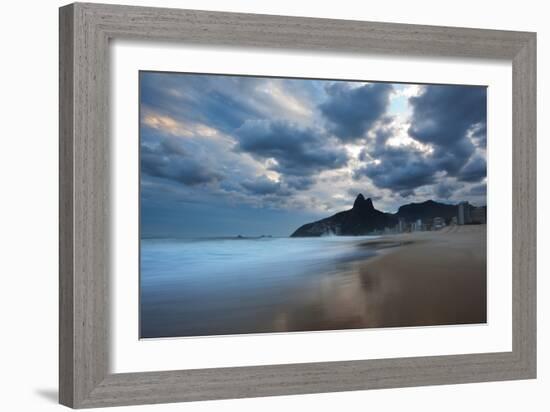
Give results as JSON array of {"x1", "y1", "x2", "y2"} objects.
[
  {"x1": 141, "y1": 225, "x2": 487, "y2": 337},
  {"x1": 356, "y1": 225, "x2": 487, "y2": 327},
  {"x1": 268, "y1": 225, "x2": 487, "y2": 332}
]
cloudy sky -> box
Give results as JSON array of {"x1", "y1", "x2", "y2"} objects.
[{"x1": 140, "y1": 72, "x2": 487, "y2": 237}]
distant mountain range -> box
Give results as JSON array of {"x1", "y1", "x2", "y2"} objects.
[{"x1": 290, "y1": 194, "x2": 471, "y2": 237}]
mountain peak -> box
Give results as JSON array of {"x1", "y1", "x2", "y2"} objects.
[
  {"x1": 291, "y1": 193, "x2": 394, "y2": 237},
  {"x1": 353, "y1": 193, "x2": 374, "y2": 210}
]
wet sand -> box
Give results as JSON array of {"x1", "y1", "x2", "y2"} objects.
[{"x1": 269, "y1": 225, "x2": 487, "y2": 332}]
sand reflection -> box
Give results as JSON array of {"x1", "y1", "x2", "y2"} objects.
[{"x1": 268, "y1": 225, "x2": 487, "y2": 332}]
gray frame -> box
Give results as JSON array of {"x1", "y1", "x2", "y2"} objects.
[{"x1": 59, "y1": 2, "x2": 536, "y2": 408}]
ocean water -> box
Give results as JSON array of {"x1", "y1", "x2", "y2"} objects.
[{"x1": 140, "y1": 236, "x2": 378, "y2": 338}]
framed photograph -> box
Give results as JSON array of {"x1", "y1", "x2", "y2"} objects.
[{"x1": 59, "y1": 2, "x2": 536, "y2": 408}]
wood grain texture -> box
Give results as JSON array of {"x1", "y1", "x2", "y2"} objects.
[
  {"x1": 60, "y1": 3, "x2": 110, "y2": 407},
  {"x1": 512, "y1": 34, "x2": 537, "y2": 374},
  {"x1": 59, "y1": 4, "x2": 74, "y2": 406},
  {"x1": 59, "y1": 2, "x2": 537, "y2": 408}
]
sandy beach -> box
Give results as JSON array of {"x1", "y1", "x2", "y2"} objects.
[
  {"x1": 269, "y1": 225, "x2": 487, "y2": 332},
  {"x1": 141, "y1": 225, "x2": 486, "y2": 337}
]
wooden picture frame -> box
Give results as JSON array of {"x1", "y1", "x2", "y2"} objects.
[{"x1": 59, "y1": 2, "x2": 536, "y2": 408}]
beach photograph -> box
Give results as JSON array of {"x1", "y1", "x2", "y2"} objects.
[{"x1": 139, "y1": 71, "x2": 487, "y2": 339}]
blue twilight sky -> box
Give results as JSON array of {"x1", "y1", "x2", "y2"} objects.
[{"x1": 140, "y1": 72, "x2": 487, "y2": 238}]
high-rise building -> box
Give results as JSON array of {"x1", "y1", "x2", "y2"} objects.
[
  {"x1": 471, "y1": 206, "x2": 487, "y2": 224},
  {"x1": 398, "y1": 218, "x2": 406, "y2": 233},
  {"x1": 433, "y1": 217, "x2": 445, "y2": 230},
  {"x1": 458, "y1": 201, "x2": 471, "y2": 225}
]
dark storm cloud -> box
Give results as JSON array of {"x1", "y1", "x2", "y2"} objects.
[
  {"x1": 319, "y1": 83, "x2": 393, "y2": 141},
  {"x1": 456, "y1": 155, "x2": 487, "y2": 183},
  {"x1": 434, "y1": 181, "x2": 464, "y2": 200},
  {"x1": 429, "y1": 138, "x2": 476, "y2": 176},
  {"x1": 405, "y1": 84, "x2": 486, "y2": 181},
  {"x1": 141, "y1": 138, "x2": 223, "y2": 186},
  {"x1": 355, "y1": 121, "x2": 438, "y2": 194},
  {"x1": 140, "y1": 73, "x2": 266, "y2": 133},
  {"x1": 140, "y1": 72, "x2": 487, "y2": 238},
  {"x1": 284, "y1": 176, "x2": 316, "y2": 190},
  {"x1": 407, "y1": 85, "x2": 487, "y2": 179},
  {"x1": 356, "y1": 84, "x2": 487, "y2": 195},
  {"x1": 241, "y1": 176, "x2": 290, "y2": 196},
  {"x1": 139, "y1": 73, "x2": 345, "y2": 215},
  {"x1": 355, "y1": 144, "x2": 437, "y2": 196},
  {"x1": 408, "y1": 85, "x2": 487, "y2": 147},
  {"x1": 468, "y1": 183, "x2": 487, "y2": 196},
  {"x1": 234, "y1": 119, "x2": 349, "y2": 177}
]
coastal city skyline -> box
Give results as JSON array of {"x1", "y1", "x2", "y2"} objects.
[
  {"x1": 140, "y1": 72, "x2": 487, "y2": 237},
  {"x1": 290, "y1": 194, "x2": 486, "y2": 237}
]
